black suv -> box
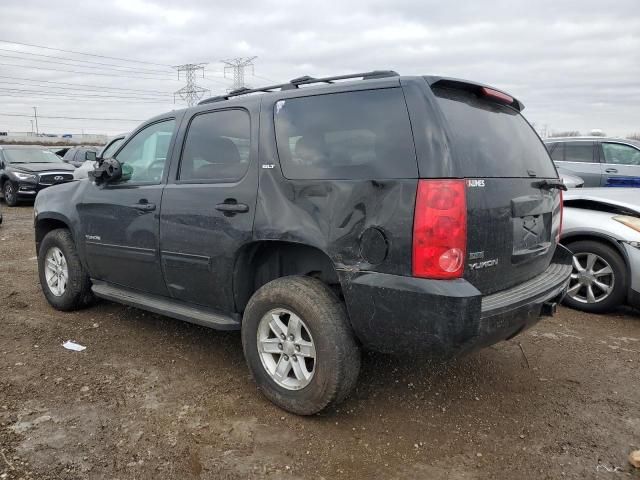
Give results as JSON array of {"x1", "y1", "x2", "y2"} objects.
[
  {"x1": 34, "y1": 71, "x2": 572, "y2": 414},
  {"x1": 0, "y1": 146, "x2": 75, "y2": 206}
]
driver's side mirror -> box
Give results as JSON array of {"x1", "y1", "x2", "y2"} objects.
[
  {"x1": 85, "y1": 151, "x2": 97, "y2": 162},
  {"x1": 89, "y1": 158, "x2": 122, "y2": 184}
]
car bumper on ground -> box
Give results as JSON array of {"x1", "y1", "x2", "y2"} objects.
[{"x1": 340, "y1": 245, "x2": 573, "y2": 356}]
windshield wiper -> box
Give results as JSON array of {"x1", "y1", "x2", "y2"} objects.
[{"x1": 536, "y1": 179, "x2": 567, "y2": 191}]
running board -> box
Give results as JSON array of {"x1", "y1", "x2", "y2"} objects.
[{"x1": 91, "y1": 281, "x2": 240, "y2": 330}]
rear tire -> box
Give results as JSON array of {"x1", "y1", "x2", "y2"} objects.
[
  {"x1": 563, "y1": 240, "x2": 627, "y2": 313},
  {"x1": 242, "y1": 276, "x2": 360, "y2": 415},
  {"x1": 3, "y1": 181, "x2": 18, "y2": 207},
  {"x1": 38, "y1": 228, "x2": 93, "y2": 311}
]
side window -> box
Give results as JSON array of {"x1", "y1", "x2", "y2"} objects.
[
  {"x1": 602, "y1": 143, "x2": 640, "y2": 166},
  {"x1": 549, "y1": 143, "x2": 563, "y2": 161},
  {"x1": 114, "y1": 119, "x2": 175, "y2": 184},
  {"x1": 74, "y1": 149, "x2": 86, "y2": 163},
  {"x1": 179, "y1": 110, "x2": 250, "y2": 182},
  {"x1": 101, "y1": 137, "x2": 125, "y2": 159},
  {"x1": 564, "y1": 142, "x2": 594, "y2": 163},
  {"x1": 63, "y1": 149, "x2": 75, "y2": 162},
  {"x1": 274, "y1": 88, "x2": 418, "y2": 180}
]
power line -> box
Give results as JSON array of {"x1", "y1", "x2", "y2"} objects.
[
  {"x1": 0, "y1": 53, "x2": 174, "y2": 78},
  {"x1": 0, "y1": 92, "x2": 171, "y2": 105},
  {"x1": 0, "y1": 87, "x2": 171, "y2": 102},
  {"x1": 0, "y1": 47, "x2": 175, "y2": 75},
  {"x1": 0, "y1": 61, "x2": 183, "y2": 82},
  {"x1": 0, "y1": 39, "x2": 174, "y2": 68},
  {"x1": 0, "y1": 112, "x2": 145, "y2": 122},
  {"x1": 0, "y1": 74, "x2": 173, "y2": 95},
  {"x1": 0, "y1": 81, "x2": 169, "y2": 99}
]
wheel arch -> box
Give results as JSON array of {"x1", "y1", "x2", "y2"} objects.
[
  {"x1": 233, "y1": 240, "x2": 342, "y2": 314},
  {"x1": 561, "y1": 232, "x2": 628, "y2": 261},
  {"x1": 35, "y1": 214, "x2": 73, "y2": 255}
]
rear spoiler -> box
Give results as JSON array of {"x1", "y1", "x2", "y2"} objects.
[{"x1": 424, "y1": 76, "x2": 524, "y2": 112}]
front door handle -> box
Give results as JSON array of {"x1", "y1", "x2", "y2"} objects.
[
  {"x1": 605, "y1": 168, "x2": 618, "y2": 173},
  {"x1": 215, "y1": 200, "x2": 249, "y2": 215},
  {"x1": 130, "y1": 202, "x2": 156, "y2": 212}
]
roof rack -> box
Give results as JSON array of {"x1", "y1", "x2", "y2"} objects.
[{"x1": 198, "y1": 70, "x2": 399, "y2": 105}]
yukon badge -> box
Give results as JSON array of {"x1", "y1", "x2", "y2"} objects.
[{"x1": 468, "y1": 258, "x2": 499, "y2": 270}]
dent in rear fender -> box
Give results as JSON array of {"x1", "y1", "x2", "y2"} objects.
[
  {"x1": 253, "y1": 172, "x2": 417, "y2": 276},
  {"x1": 339, "y1": 271, "x2": 482, "y2": 354}
]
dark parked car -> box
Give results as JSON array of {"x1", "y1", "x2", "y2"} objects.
[
  {"x1": 0, "y1": 146, "x2": 75, "y2": 206},
  {"x1": 34, "y1": 71, "x2": 572, "y2": 414},
  {"x1": 544, "y1": 137, "x2": 640, "y2": 187},
  {"x1": 61, "y1": 146, "x2": 100, "y2": 168}
]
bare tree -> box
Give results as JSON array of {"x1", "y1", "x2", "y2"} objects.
[
  {"x1": 627, "y1": 132, "x2": 640, "y2": 141},
  {"x1": 550, "y1": 130, "x2": 580, "y2": 137}
]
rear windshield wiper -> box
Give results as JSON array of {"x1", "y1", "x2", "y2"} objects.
[{"x1": 536, "y1": 179, "x2": 567, "y2": 191}]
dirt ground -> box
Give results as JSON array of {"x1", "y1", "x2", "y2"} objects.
[{"x1": 1, "y1": 204, "x2": 639, "y2": 480}]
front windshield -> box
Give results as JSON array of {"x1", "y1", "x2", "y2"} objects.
[{"x1": 4, "y1": 149, "x2": 61, "y2": 164}]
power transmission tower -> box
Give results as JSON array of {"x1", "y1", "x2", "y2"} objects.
[
  {"x1": 221, "y1": 57, "x2": 257, "y2": 91},
  {"x1": 173, "y1": 63, "x2": 210, "y2": 107}
]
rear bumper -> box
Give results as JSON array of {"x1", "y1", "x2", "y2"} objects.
[{"x1": 340, "y1": 245, "x2": 573, "y2": 355}]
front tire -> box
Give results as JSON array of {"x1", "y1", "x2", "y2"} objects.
[
  {"x1": 242, "y1": 276, "x2": 360, "y2": 415},
  {"x1": 3, "y1": 181, "x2": 18, "y2": 207},
  {"x1": 38, "y1": 229, "x2": 93, "y2": 311},
  {"x1": 563, "y1": 240, "x2": 627, "y2": 313}
]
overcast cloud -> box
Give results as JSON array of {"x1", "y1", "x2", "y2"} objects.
[{"x1": 0, "y1": 0, "x2": 638, "y2": 136}]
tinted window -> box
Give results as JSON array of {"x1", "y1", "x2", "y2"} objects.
[
  {"x1": 549, "y1": 143, "x2": 563, "y2": 161},
  {"x1": 274, "y1": 88, "x2": 417, "y2": 180},
  {"x1": 433, "y1": 87, "x2": 557, "y2": 178},
  {"x1": 180, "y1": 110, "x2": 250, "y2": 182},
  {"x1": 602, "y1": 143, "x2": 640, "y2": 166},
  {"x1": 101, "y1": 137, "x2": 125, "y2": 159},
  {"x1": 115, "y1": 119, "x2": 175, "y2": 184},
  {"x1": 564, "y1": 142, "x2": 594, "y2": 163}
]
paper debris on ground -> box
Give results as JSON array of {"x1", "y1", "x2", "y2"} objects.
[
  {"x1": 630, "y1": 450, "x2": 640, "y2": 468},
  {"x1": 62, "y1": 341, "x2": 86, "y2": 352}
]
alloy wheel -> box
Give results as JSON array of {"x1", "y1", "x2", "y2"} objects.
[
  {"x1": 567, "y1": 252, "x2": 615, "y2": 304},
  {"x1": 4, "y1": 183, "x2": 15, "y2": 204},
  {"x1": 257, "y1": 308, "x2": 317, "y2": 390},
  {"x1": 44, "y1": 247, "x2": 69, "y2": 297}
]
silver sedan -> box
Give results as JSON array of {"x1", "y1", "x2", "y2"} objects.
[{"x1": 561, "y1": 188, "x2": 640, "y2": 312}]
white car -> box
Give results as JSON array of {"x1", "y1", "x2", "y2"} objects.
[{"x1": 561, "y1": 188, "x2": 640, "y2": 312}]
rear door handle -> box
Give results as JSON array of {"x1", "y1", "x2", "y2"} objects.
[
  {"x1": 215, "y1": 200, "x2": 249, "y2": 215},
  {"x1": 130, "y1": 202, "x2": 156, "y2": 212},
  {"x1": 605, "y1": 168, "x2": 618, "y2": 173}
]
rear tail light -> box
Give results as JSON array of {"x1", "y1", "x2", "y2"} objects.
[{"x1": 412, "y1": 179, "x2": 467, "y2": 279}]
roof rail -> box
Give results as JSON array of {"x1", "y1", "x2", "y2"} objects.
[{"x1": 198, "y1": 70, "x2": 400, "y2": 105}]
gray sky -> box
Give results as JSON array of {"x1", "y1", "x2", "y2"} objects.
[{"x1": 0, "y1": 0, "x2": 638, "y2": 137}]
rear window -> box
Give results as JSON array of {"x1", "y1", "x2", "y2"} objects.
[
  {"x1": 433, "y1": 87, "x2": 557, "y2": 178},
  {"x1": 274, "y1": 88, "x2": 418, "y2": 180}
]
